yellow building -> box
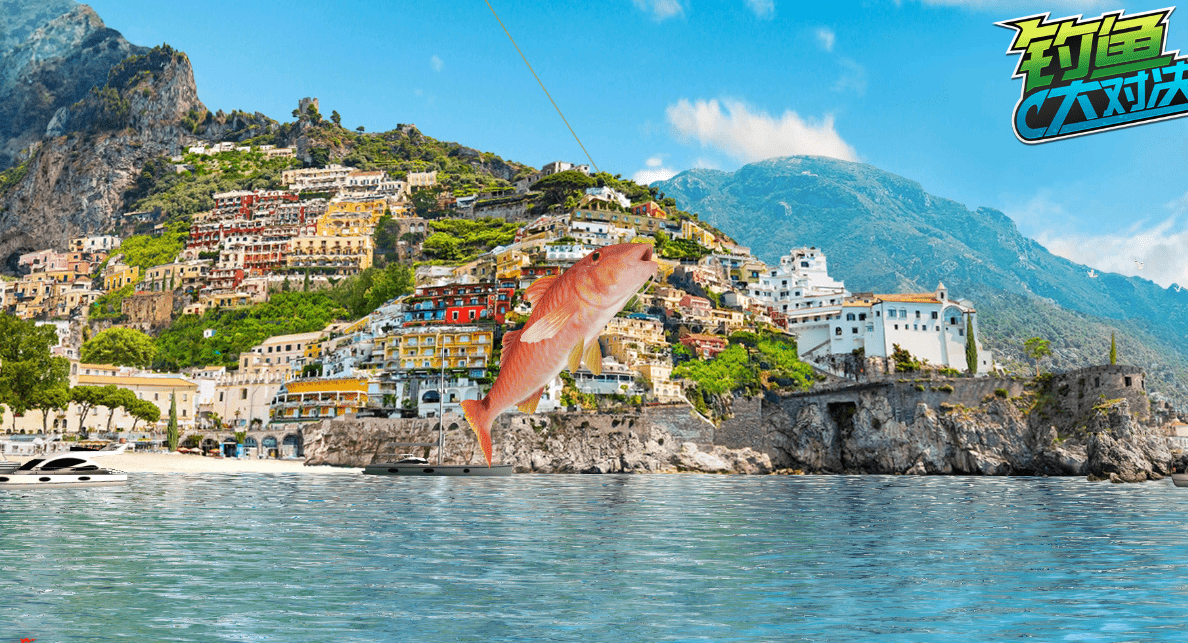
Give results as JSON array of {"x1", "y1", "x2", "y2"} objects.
[
  {"x1": 272, "y1": 377, "x2": 370, "y2": 423},
  {"x1": 143, "y1": 260, "x2": 211, "y2": 291},
  {"x1": 317, "y1": 199, "x2": 386, "y2": 236},
  {"x1": 104, "y1": 263, "x2": 140, "y2": 291},
  {"x1": 73, "y1": 368, "x2": 199, "y2": 430},
  {"x1": 495, "y1": 247, "x2": 531, "y2": 279},
  {"x1": 570, "y1": 206, "x2": 668, "y2": 235},
  {"x1": 679, "y1": 220, "x2": 719, "y2": 248},
  {"x1": 392, "y1": 327, "x2": 494, "y2": 371},
  {"x1": 199, "y1": 291, "x2": 254, "y2": 310},
  {"x1": 286, "y1": 236, "x2": 373, "y2": 275}
]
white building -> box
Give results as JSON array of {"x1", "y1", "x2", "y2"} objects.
[
  {"x1": 748, "y1": 247, "x2": 848, "y2": 356},
  {"x1": 826, "y1": 284, "x2": 994, "y2": 373},
  {"x1": 282, "y1": 164, "x2": 353, "y2": 192},
  {"x1": 407, "y1": 171, "x2": 438, "y2": 188},
  {"x1": 584, "y1": 186, "x2": 631, "y2": 209}
]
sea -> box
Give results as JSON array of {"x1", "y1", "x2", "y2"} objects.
[{"x1": 2, "y1": 473, "x2": 1187, "y2": 642}]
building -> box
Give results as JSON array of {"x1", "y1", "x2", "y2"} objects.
[
  {"x1": 282, "y1": 165, "x2": 353, "y2": 192},
  {"x1": 406, "y1": 171, "x2": 438, "y2": 188},
  {"x1": 75, "y1": 367, "x2": 199, "y2": 430},
  {"x1": 826, "y1": 283, "x2": 993, "y2": 374},
  {"x1": 285, "y1": 235, "x2": 373, "y2": 275},
  {"x1": 584, "y1": 186, "x2": 631, "y2": 209},
  {"x1": 142, "y1": 260, "x2": 211, "y2": 292},
  {"x1": 240, "y1": 331, "x2": 325, "y2": 381},
  {"x1": 70, "y1": 235, "x2": 121, "y2": 253},
  {"x1": 103, "y1": 263, "x2": 141, "y2": 291},
  {"x1": 680, "y1": 333, "x2": 728, "y2": 359},
  {"x1": 272, "y1": 377, "x2": 370, "y2": 424}
]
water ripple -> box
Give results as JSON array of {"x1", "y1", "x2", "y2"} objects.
[{"x1": 2, "y1": 474, "x2": 1188, "y2": 641}]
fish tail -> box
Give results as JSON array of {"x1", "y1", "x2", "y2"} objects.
[{"x1": 460, "y1": 397, "x2": 494, "y2": 466}]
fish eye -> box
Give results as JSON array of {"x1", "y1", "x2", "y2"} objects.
[{"x1": 591, "y1": 251, "x2": 601, "y2": 262}]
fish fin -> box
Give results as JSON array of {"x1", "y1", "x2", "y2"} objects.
[
  {"x1": 567, "y1": 340, "x2": 584, "y2": 372},
  {"x1": 520, "y1": 308, "x2": 571, "y2": 344},
  {"x1": 500, "y1": 329, "x2": 522, "y2": 367},
  {"x1": 584, "y1": 340, "x2": 602, "y2": 376},
  {"x1": 515, "y1": 387, "x2": 545, "y2": 414},
  {"x1": 460, "y1": 397, "x2": 494, "y2": 466},
  {"x1": 523, "y1": 275, "x2": 558, "y2": 304}
]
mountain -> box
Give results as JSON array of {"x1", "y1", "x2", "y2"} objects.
[
  {"x1": 0, "y1": 43, "x2": 205, "y2": 265},
  {"x1": 0, "y1": 1, "x2": 147, "y2": 170},
  {"x1": 653, "y1": 156, "x2": 1188, "y2": 404}
]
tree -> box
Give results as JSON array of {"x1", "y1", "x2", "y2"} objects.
[
  {"x1": 71, "y1": 386, "x2": 107, "y2": 433},
  {"x1": 166, "y1": 391, "x2": 179, "y2": 451},
  {"x1": 307, "y1": 103, "x2": 321, "y2": 124},
  {"x1": 303, "y1": 268, "x2": 311, "y2": 292},
  {"x1": 891, "y1": 344, "x2": 921, "y2": 373},
  {"x1": 410, "y1": 186, "x2": 445, "y2": 218},
  {"x1": 128, "y1": 399, "x2": 161, "y2": 432},
  {"x1": 31, "y1": 384, "x2": 70, "y2": 434},
  {"x1": 1024, "y1": 337, "x2": 1052, "y2": 376},
  {"x1": 1109, "y1": 333, "x2": 1117, "y2": 365},
  {"x1": 103, "y1": 388, "x2": 139, "y2": 433},
  {"x1": 331, "y1": 110, "x2": 341, "y2": 126},
  {"x1": 531, "y1": 170, "x2": 597, "y2": 205},
  {"x1": 965, "y1": 317, "x2": 978, "y2": 375},
  {"x1": 356, "y1": 126, "x2": 365, "y2": 133},
  {"x1": 0, "y1": 315, "x2": 70, "y2": 418},
  {"x1": 81, "y1": 327, "x2": 156, "y2": 368}
]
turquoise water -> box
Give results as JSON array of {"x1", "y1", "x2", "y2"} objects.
[{"x1": 3, "y1": 474, "x2": 1188, "y2": 642}]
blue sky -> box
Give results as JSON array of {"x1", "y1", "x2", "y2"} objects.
[{"x1": 84, "y1": 0, "x2": 1187, "y2": 288}]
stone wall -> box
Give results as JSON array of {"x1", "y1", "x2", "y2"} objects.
[{"x1": 1048, "y1": 365, "x2": 1148, "y2": 422}]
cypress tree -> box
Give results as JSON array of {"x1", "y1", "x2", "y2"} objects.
[
  {"x1": 1109, "y1": 333, "x2": 1117, "y2": 365},
  {"x1": 965, "y1": 317, "x2": 977, "y2": 375},
  {"x1": 303, "y1": 268, "x2": 310, "y2": 292},
  {"x1": 166, "y1": 391, "x2": 179, "y2": 452}
]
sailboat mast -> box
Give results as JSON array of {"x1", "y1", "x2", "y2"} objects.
[{"x1": 437, "y1": 331, "x2": 444, "y2": 465}]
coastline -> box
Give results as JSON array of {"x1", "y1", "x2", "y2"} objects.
[{"x1": 6, "y1": 452, "x2": 360, "y2": 474}]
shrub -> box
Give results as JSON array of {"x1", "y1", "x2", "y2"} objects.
[{"x1": 994, "y1": 388, "x2": 1009, "y2": 398}]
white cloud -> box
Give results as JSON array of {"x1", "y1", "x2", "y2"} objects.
[
  {"x1": 1018, "y1": 191, "x2": 1188, "y2": 288},
  {"x1": 666, "y1": 98, "x2": 859, "y2": 162},
  {"x1": 633, "y1": 155, "x2": 679, "y2": 185},
  {"x1": 430, "y1": 55, "x2": 444, "y2": 72},
  {"x1": 815, "y1": 27, "x2": 835, "y2": 52},
  {"x1": 745, "y1": 0, "x2": 775, "y2": 19},
  {"x1": 634, "y1": 0, "x2": 684, "y2": 20},
  {"x1": 833, "y1": 57, "x2": 866, "y2": 94}
]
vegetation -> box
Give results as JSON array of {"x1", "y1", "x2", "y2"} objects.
[
  {"x1": 89, "y1": 284, "x2": 134, "y2": 320},
  {"x1": 81, "y1": 327, "x2": 156, "y2": 367},
  {"x1": 117, "y1": 222, "x2": 187, "y2": 269},
  {"x1": 1024, "y1": 337, "x2": 1052, "y2": 376},
  {"x1": 421, "y1": 218, "x2": 521, "y2": 263},
  {"x1": 1110, "y1": 332, "x2": 1117, "y2": 365},
  {"x1": 167, "y1": 392, "x2": 179, "y2": 451},
  {"x1": 123, "y1": 152, "x2": 299, "y2": 220},
  {"x1": 0, "y1": 315, "x2": 70, "y2": 418},
  {"x1": 892, "y1": 344, "x2": 922, "y2": 373},
  {"x1": 965, "y1": 317, "x2": 977, "y2": 374},
  {"x1": 153, "y1": 292, "x2": 349, "y2": 371}
]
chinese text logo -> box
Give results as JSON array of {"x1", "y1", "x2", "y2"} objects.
[{"x1": 999, "y1": 8, "x2": 1188, "y2": 143}]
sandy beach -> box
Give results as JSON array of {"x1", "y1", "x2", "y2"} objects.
[{"x1": 8, "y1": 452, "x2": 361, "y2": 474}]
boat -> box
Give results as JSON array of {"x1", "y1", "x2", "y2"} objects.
[
  {"x1": 0, "y1": 454, "x2": 17, "y2": 474},
  {"x1": 70, "y1": 439, "x2": 114, "y2": 452},
  {"x1": 0, "y1": 449, "x2": 128, "y2": 488},
  {"x1": 1172, "y1": 473, "x2": 1188, "y2": 487},
  {"x1": 363, "y1": 453, "x2": 514, "y2": 477}
]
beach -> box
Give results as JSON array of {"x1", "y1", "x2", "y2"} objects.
[{"x1": 8, "y1": 452, "x2": 361, "y2": 474}]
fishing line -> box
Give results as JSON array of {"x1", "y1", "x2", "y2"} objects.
[{"x1": 483, "y1": 0, "x2": 600, "y2": 173}]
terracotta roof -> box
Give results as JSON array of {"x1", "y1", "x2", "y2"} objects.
[
  {"x1": 77, "y1": 374, "x2": 197, "y2": 389},
  {"x1": 876, "y1": 294, "x2": 940, "y2": 303}
]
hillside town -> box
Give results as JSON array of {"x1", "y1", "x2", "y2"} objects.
[{"x1": 0, "y1": 125, "x2": 998, "y2": 457}]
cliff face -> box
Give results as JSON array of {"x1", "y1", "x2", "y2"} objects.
[
  {"x1": 0, "y1": 2, "x2": 147, "y2": 169},
  {"x1": 303, "y1": 373, "x2": 1173, "y2": 481},
  {"x1": 0, "y1": 45, "x2": 203, "y2": 265}
]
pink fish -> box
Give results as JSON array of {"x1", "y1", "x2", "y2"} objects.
[{"x1": 461, "y1": 243, "x2": 658, "y2": 465}]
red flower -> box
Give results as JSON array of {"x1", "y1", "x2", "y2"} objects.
[{"x1": 21, "y1": 638, "x2": 36, "y2": 642}]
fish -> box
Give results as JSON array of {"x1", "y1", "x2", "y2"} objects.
[{"x1": 461, "y1": 243, "x2": 658, "y2": 465}]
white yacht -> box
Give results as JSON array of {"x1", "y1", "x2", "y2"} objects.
[{"x1": 0, "y1": 452, "x2": 128, "y2": 488}]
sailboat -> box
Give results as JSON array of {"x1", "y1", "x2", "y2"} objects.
[{"x1": 364, "y1": 331, "x2": 514, "y2": 476}]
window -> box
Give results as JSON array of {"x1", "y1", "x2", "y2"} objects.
[
  {"x1": 835, "y1": 327, "x2": 842, "y2": 336},
  {"x1": 867, "y1": 324, "x2": 874, "y2": 332},
  {"x1": 894, "y1": 324, "x2": 899, "y2": 330},
  {"x1": 846, "y1": 313, "x2": 856, "y2": 321},
  {"x1": 851, "y1": 327, "x2": 858, "y2": 334},
  {"x1": 859, "y1": 313, "x2": 866, "y2": 321},
  {"x1": 182, "y1": 409, "x2": 187, "y2": 417},
  {"x1": 800, "y1": 261, "x2": 809, "y2": 267},
  {"x1": 219, "y1": 392, "x2": 224, "y2": 402},
  {"x1": 241, "y1": 388, "x2": 248, "y2": 400},
  {"x1": 286, "y1": 344, "x2": 292, "y2": 351},
  {"x1": 154, "y1": 393, "x2": 159, "y2": 401},
  {"x1": 931, "y1": 312, "x2": 938, "y2": 319},
  {"x1": 182, "y1": 394, "x2": 188, "y2": 402},
  {"x1": 900, "y1": 309, "x2": 907, "y2": 318},
  {"x1": 1124, "y1": 376, "x2": 1132, "y2": 387},
  {"x1": 889, "y1": 309, "x2": 897, "y2": 318}
]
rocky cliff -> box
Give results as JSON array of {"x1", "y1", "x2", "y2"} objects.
[
  {"x1": 0, "y1": 44, "x2": 203, "y2": 265},
  {"x1": 303, "y1": 371, "x2": 1174, "y2": 481},
  {"x1": 0, "y1": 1, "x2": 147, "y2": 169}
]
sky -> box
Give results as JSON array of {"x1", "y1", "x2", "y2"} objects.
[{"x1": 82, "y1": 0, "x2": 1188, "y2": 289}]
